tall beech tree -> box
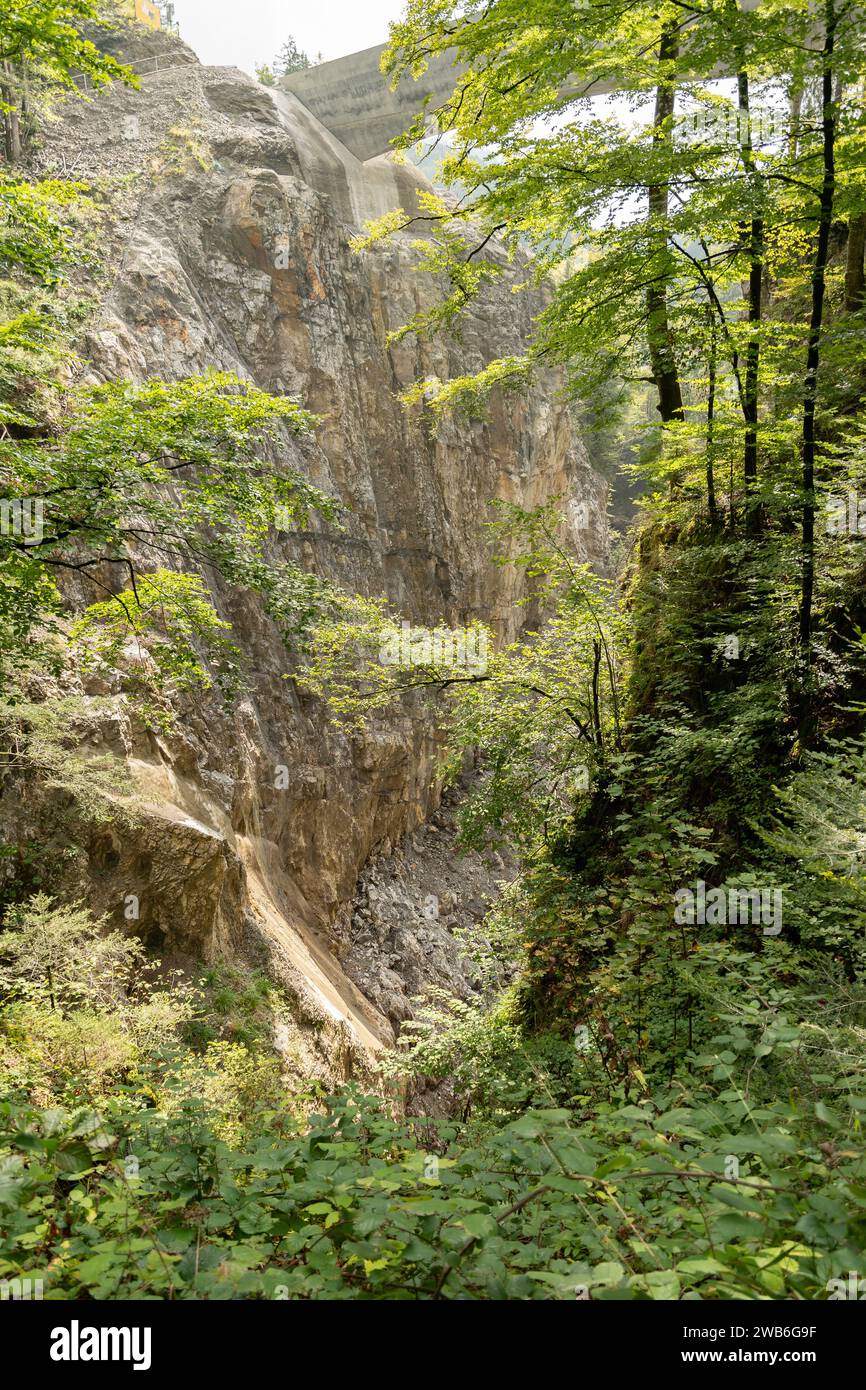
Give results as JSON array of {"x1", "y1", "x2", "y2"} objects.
[
  {"x1": 647, "y1": 21, "x2": 685, "y2": 424},
  {"x1": 356, "y1": 0, "x2": 866, "y2": 685},
  {"x1": 797, "y1": 0, "x2": 839, "y2": 731},
  {"x1": 723, "y1": 0, "x2": 765, "y2": 529},
  {"x1": 368, "y1": 4, "x2": 823, "y2": 488}
]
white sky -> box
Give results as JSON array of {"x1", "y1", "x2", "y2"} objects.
[{"x1": 171, "y1": 0, "x2": 405, "y2": 77}]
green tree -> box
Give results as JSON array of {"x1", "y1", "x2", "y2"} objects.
[
  {"x1": 0, "y1": 170, "x2": 96, "y2": 424},
  {"x1": 0, "y1": 893, "x2": 143, "y2": 1013},
  {"x1": 367, "y1": 0, "x2": 865, "y2": 724},
  {"x1": 273, "y1": 36, "x2": 311, "y2": 76},
  {"x1": 0, "y1": 0, "x2": 135, "y2": 162},
  {"x1": 0, "y1": 371, "x2": 339, "y2": 688}
]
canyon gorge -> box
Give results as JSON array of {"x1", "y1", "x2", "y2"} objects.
[{"x1": 3, "y1": 29, "x2": 608, "y2": 1085}]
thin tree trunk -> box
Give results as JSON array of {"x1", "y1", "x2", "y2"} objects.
[
  {"x1": 798, "y1": 0, "x2": 837, "y2": 735},
  {"x1": 9, "y1": 106, "x2": 20, "y2": 162},
  {"x1": 591, "y1": 640, "x2": 603, "y2": 745},
  {"x1": 844, "y1": 212, "x2": 866, "y2": 312},
  {"x1": 2, "y1": 101, "x2": 12, "y2": 164},
  {"x1": 19, "y1": 63, "x2": 30, "y2": 156},
  {"x1": 723, "y1": 0, "x2": 763, "y2": 530},
  {"x1": 845, "y1": 79, "x2": 866, "y2": 312},
  {"x1": 2, "y1": 61, "x2": 21, "y2": 163},
  {"x1": 646, "y1": 23, "x2": 684, "y2": 425},
  {"x1": 737, "y1": 72, "x2": 763, "y2": 529},
  {"x1": 706, "y1": 308, "x2": 719, "y2": 527},
  {"x1": 789, "y1": 80, "x2": 803, "y2": 163}
]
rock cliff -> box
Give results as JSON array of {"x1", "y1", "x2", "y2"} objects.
[{"x1": 12, "y1": 38, "x2": 608, "y2": 1082}]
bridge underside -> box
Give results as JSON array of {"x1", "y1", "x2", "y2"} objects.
[
  {"x1": 280, "y1": 43, "x2": 619, "y2": 163},
  {"x1": 280, "y1": 44, "x2": 459, "y2": 162},
  {"x1": 279, "y1": 8, "x2": 764, "y2": 166}
]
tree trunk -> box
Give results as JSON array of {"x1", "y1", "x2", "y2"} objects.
[
  {"x1": 845, "y1": 79, "x2": 866, "y2": 312},
  {"x1": 722, "y1": 0, "x2": 763, "y2": 530},
  {"x1": 2, "y1": 61, "x2": 21, "y2": 163},
  {"x1": 591, "y1": 640, "x2": 603, "y2": 745},
  {"x1": 789, "y1": 80, "x2": 803, "y2": 163},
  {"x1": 736, "y1": 70, "x2": 763, "y2": 529},
  {"x1": 798, "y1": 0, "x2": 837, "y2": 737},
  {"x1": 706, "y1": 309, "x2": 719, "y2": 527},
  {"x1": 2, "y1": 97, "x2": 12, "y2": 164},
  {"x1": 844, "y1": 212, "x2": 866, "y2": 312},
  {"x1": 646, "y1": 23, "x2": 684, "y2": 425}
]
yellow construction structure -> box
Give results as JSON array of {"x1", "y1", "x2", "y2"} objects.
[{"x1": 119, "y1": 0, "x2": 162, "y2": 30}]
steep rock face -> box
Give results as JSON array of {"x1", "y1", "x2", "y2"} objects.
[{"x1": 17, "y1": 49, "x2": 608, "y2": 1076}]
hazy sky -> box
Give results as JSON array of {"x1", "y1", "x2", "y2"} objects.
[{"x1": 171, "y1": 0, "x2": 406, "y2": 77}]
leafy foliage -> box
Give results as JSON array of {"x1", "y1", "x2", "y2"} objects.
[
  {"x1": 0, "y1": 370, "x2": 340, "y2": 691},
  {"x1": 1, "y1": 1061, "x2": 864, "y2": 1299}
]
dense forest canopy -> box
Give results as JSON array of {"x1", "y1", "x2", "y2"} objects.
[{"x1": 0, "y1": 0, "x2": 865, "y2": 1313}]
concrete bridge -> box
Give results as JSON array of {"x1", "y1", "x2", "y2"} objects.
[
  {"x1": 279, "y1": 9, "x2": 764, "y2": 164},
  {"x1": 281, "y1": 43, "x2": 621, "y2": 162},
  {"x1": 280, "y1": 44, "x2": 468, "y2": 162}
]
